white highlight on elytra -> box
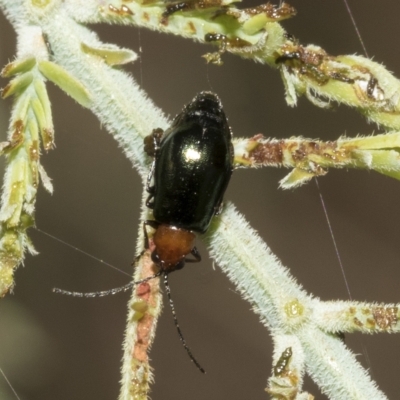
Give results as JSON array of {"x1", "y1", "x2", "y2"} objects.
[{"x1": 184, "y1": 147, "x2": 201, "y2": 162}]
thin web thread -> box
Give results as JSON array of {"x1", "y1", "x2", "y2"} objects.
[
  {"x1": 314, "y1": 179, "x2": 352, "y2": 300},
  {"x1": 35, "y1": 227, "x2": 131, "y2": 278},
  {"x1": 0, "y1": 367, "x2": 21, "y2": 400},
  {"x1": 342, "y1": 0, "x2": 369, "y2": 58},
  {"x1": 341, "y1": 0, "x2": 376, "y2": 380},
  {"x1": 315, "y1": 179, "x2": 374, "y2": 379}
]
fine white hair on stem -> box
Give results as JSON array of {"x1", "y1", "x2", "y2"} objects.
[{"x1": 0, "y1": 1, "x2": 400, "y2": 399}]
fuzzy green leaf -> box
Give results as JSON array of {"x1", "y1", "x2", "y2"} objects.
[{"x1": 38, "y1": 60, "x2": 91, "y2": 108}]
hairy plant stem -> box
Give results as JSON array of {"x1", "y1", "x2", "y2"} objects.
[{"x1": 0, "y1": 1, "x2": 399, "y2": 399}]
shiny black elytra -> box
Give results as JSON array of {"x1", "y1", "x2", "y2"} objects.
[{"x1": 144, "y1": 91, "x2": 234, "y2": 273}]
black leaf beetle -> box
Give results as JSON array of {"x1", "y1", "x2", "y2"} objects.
[
  {"x1": 53, "y1": 92, "x2": 233, "y2": 373},
  {"x1": 144, "y1": 91, "x2": 234, "y2": 273}
]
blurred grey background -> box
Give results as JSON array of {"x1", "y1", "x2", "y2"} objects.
[{"x1": 1, "y1": 1, "x2": 400, "y2": 399}]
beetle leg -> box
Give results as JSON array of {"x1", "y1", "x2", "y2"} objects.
[
  {"x1": 132, "y1": 249, "x2": 145, "y2": 265},
  {"x1": 146, "y1": 195, "x2": 155, "y2": 209},
  {"x1": 144, "y1": 220, "x2": 159, "y2": 229},
  {"x1": 130, "y1": 222, "x2": 153, "y2": 264},
  {"x1": 144, "y1": 220, "x2": 159, "y2": 230},
  {"x1": 144, "y1": 128, "x2": 163, "y2": 157},
  {"x1": 214, "y1": 198, "x2": 224, "y2": 215},
  {"x1": 145, "y1": 159, "x2": 156, "y2": 208},
  {"x1": 185, "y1": 246, "x2": 201, "y2": 263},
  {"x1": 146, "y1": 160, "x2": 156, "y2": 193},
  {"x1": 143, "y1": 220, "x2": 160, "y2": 249},
  {"x1": 143, "y1": 221, "x2": 150, "y2": 250},
  {"x1": 145, "y1": 128, "x2": 163, "y2": 206}
]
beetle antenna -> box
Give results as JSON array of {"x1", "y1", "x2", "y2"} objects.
[
  {"x1": 53, "y1": 270, "x2": 163, "y2": 298},
  {"x1": 163, "y1": 272, "x2": 206, "y2": 374}
]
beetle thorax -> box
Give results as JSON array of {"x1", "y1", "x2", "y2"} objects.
[{"x1": 152, "y1": 224, "x2": 196, "y2": 271}]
